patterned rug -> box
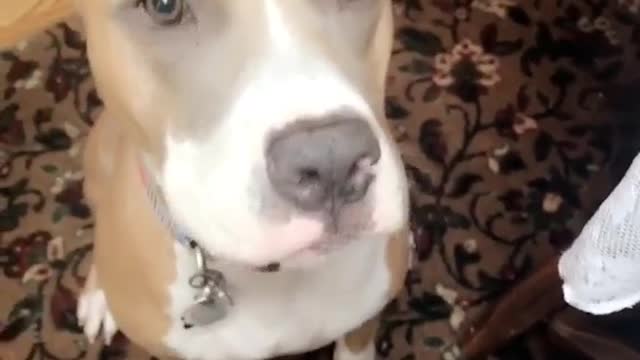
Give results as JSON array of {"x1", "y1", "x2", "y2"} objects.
[{"x1": 2, "y1": 1, "x2": 640, "y2": 359}]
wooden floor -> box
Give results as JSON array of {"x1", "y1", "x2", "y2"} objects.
[{"x1": 0, "y1": 0, "x2": 75, "y2": 49}]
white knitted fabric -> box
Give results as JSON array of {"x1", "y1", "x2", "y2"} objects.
[{"x1": 559, "y1": 152, "x2": 640, "y2": 315}]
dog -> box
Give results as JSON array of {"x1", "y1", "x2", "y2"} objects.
[{"x1": 74, "y1": 0, "x2": 411, "y2": 359}]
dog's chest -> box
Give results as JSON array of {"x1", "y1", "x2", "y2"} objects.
[{"x1": 162, "y1": 237, "x2": 391, "y2": 360}]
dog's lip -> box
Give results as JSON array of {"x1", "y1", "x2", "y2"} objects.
[
  {"x1": 223, "y1": 223, "x2": 364, "y2": 267},
  {"x1": 293, "y1": 233, "x2": 351, "y2": 255}
]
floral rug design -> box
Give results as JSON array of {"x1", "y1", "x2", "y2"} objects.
[{"x1": 2, "y1": 1, "x2": 640, "y2": 359}]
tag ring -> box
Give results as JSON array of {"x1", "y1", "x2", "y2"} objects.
[{"x1": 189, "y1": 273, "x2": 209, "y2": 288}]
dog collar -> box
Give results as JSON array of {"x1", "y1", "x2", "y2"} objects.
[
  {"x1": 138, "y1": 162, "x2": 197, "y2": 249},
  {"x1": 137, "y1": 162, "x2": 281, "y2": 273},
  {"x1": 137, "y1": 162, "x2": 237, "y2": 327}
]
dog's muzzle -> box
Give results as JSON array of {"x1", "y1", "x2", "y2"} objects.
[{"x1": 265, "y1": 114, "x2": 380, "y2": 213}]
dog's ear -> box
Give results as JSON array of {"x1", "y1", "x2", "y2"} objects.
[
  {"x1": 0, "y1": 0, "x2": 75, "y2": 48},
  {"x1": 73, "y1": 0, "x2": 83, "y2": 14},
  {"x1": 386, "y1": 227, "x2": 410, "y2": 299},
  {"x1": 73, "y1": 0, "x2": 108, "y2": 22},
  {"x1": 0, "y1": 0, "x2": 42, "y2": 27},
  {"x1": 73, "y1": 0, "x2": 95, "y2": 19},
  {"x1": 367, "y1": 0, "x2": 394, "y2": 97}
]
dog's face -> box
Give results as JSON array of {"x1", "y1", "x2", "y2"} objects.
[{"x1": 78, "y1": 0, "x2": 408, "y2": 266}]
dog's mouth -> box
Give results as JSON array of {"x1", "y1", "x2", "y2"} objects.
[
  {"x1": 238, "y1": 212, "x2": 373, "y2": 269},
  {"x1": 286, "y1": 215, "x2": 374, "y2": 258},
  {"x1": 141, "y1": 155, "x2": 379, "y2": 269},
  {"x1": 290, "y1": 205, "x2": 373, "y2": 248},
  {"x1": 274, "y1": 235, "x2": 353, "y2": 268}
]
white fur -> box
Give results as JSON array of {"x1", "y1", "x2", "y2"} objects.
[
  {"x1": 77, "y1": 267, "x2": 118, "y2": 345},
  {"x1": 163, "y1": 233, "x2": 391, "y2": 360},
  {"x1": 265, "y1": 0, "x2": 294, "y2": 50},
  {"x1": 160, "y1": 0, "x2": 408, "y2": 267}
]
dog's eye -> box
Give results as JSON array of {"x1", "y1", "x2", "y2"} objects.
[{"x1": 140, "y1": 0, "x2": 185, "y2": 25}]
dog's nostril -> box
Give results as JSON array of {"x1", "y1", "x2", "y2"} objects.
[
  {"x1": 266, "y1": 115, "x2": 380, "y2": 212},
  {"x1": 349, "y1": 156, "x2": 373, "y2": 178},
  {"x1": 297, "y1": 168, "x2": 321, "y2": 185},
  {"x1": 340, "y1": 157, "x2": 375, "y2": 202}
]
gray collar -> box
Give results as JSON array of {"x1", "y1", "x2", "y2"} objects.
[
  {"x1": 139, "y1": 162, "x2": 197, "y2": 249},
  {"x1": 138, "y1": 162, "x2": 281, "y2": 273}
]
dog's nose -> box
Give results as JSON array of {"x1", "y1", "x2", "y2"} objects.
[{"x1": 266, "y1": 116, "x2": 381, "y2": 212}]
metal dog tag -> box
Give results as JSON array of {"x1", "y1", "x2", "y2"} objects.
[
  {"x1": 181, "y1": 292, "x2": 229, "y2": 327},
  {"x1": 181, "y1": 245, "x2": 233, "y2": 328}
]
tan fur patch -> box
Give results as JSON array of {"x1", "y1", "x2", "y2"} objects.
[
  {"x1": 370, "y1": 0, "x2": 395, "y2": 136},
  {"x1": 343, "y1": 227, "x2": 409, "y2": 354},
  {"x1": 344, "y1": 317, "x2": 380, "y2": 353},
  {"x1": 84, "y1": 114, "x2": 177, "y2": 358},
  {"x1": 0, "y1": 0, "x2": 74, "y2": 48},
  {"x1": 386, "y1": 227, "x2": 410, "y2": 298}
]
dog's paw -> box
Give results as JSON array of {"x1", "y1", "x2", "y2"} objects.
[
  {"x1": 333, "y1": 338, "x2": 376, "y2": 360},
  {"x1": 440, "y1": 344, "x2": 463, "y2": 360},
  {"x1": 77, "y1": 288, "x2": 118, "y2": 345}
]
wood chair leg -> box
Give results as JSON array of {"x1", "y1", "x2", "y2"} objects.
[{"x1": 459, "y1": 255, "x2": 566, "y2": 359}]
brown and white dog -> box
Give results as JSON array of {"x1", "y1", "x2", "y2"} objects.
[{"x1": 74, "y1": 0, "x2": 411, "y2": 359}]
